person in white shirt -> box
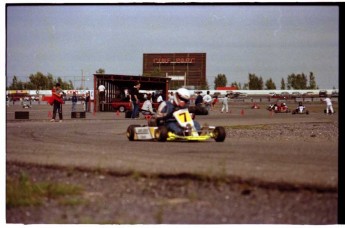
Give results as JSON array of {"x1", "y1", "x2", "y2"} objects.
[
  {"x1": 98, "y1": 84, "x2": 106, "y2": 103},
  {"x1": 323, "y1": 97, "x2": 334, "y2": 114},
  {"x1": 221, "y1": 94, "x2": 229, "y2": 113},
  {"x1": 203, "y1": 91, "x2": 213, "y2": 111},
  {"x1": 156, "y1": 93, "x2": 163, "y2": 103},
  {"x1": 141, "y1": 94, "x2": 155, "y2": 116}
]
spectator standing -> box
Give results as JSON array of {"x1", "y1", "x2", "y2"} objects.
[
  {"x1": 130, "y1": 81, "x2": 141, "y2": 119},
  {"x1": 98, "y1": 84, "x2": 106, "y2": 103},
  {"x1": 221, "y1": 94, "x2": 229, "y2": 113},
  {"x1": 85, "y1": 92, "x2": 90, "y2": 112},
  {"x1": 50, "y1": 83, "x2": 64, "y2": 122},
  {"x1": 323, "y1": 97, "x2": 334, "y2": 114},
  {"x1": 212, "y1": 95, "x2": 219, "y2": 110},
  {"x1": 203, "y1": 91, "x2": 213, "y2": 111},
  {"x1": 195, "y1": 92, "x2": 203, "y2": 107},
  {"x1": 71, "y1": 92, "x2": 78, "y2": 112}
]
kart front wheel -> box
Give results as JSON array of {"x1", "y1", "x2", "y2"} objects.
[
  {"x1": 155, "y1": 126, "x2": 168, "y2": 142},
  {"x1": 126, "y1": 125, "x2": 140, "y2": 141},
  {"x1": 213, "y1": 126, "x2": 226, "y2": 142}
]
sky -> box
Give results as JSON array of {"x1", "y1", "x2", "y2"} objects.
[{"x1": 5, "y1": 4, "x2": 339, "y2": 90}]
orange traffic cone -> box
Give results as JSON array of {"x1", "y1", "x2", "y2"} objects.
[
  {"x1": 116, "y1": 110, "x2": 120, "y2": 116},
  {"x1": 241, "y1": 109, "x2": 244, "y2": 116},
  {"x1": 145, "y1": 115, "x2": 151, "y2": 121}
]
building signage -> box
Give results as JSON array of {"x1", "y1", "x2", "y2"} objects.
[
  {"x1": 169, "y1": 76, "x2": 185, "y2": 81},
  {"x1": 153, "y1": 57, "x2": 195, "y2": 64}
]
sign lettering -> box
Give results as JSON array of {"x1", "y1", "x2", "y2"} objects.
[{"x1": 153, "y1": 57, "x2": 195, "y2": 64}]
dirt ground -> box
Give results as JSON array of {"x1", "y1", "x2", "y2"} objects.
[{"x1": 5, "y1": 101, "x2": 338, "y2": 224}]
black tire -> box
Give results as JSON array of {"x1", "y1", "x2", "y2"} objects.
[
  {"x1": 213, "y1": 126, "x2": 226, "y2": 142},
  {"x1": 155, "y1": 126, "x2": 168, "y2": 142},
  {"x1": 306, "y1": 110, "x2": 309, "y2": 115},
  {"x1": 125, "y1": 110, "x2": 132, "y2": 118},
  {"x1": 188, "y1": 106, "x2": 196, "y2": 113},
  {"x1": 126, "y1": 125, "x2": 140, "y2": 141},
  {"x1": 148, "y1": 118, "x2": 157, "y2": 127},
  {"x1": 203, "y1": 108, "x2": 209, "y2": 115},
  {"x1": 292, "y1": 110, "x2": 296, "y2": 114}
]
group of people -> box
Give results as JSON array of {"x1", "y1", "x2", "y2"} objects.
[
  {"x1": 49, "y1": 83, "x2": 91, "y2": 122},
  {"x1": 195, "y1": 91, "x2": 229, "y2": 113},
  {"x1": 49, "y1": 81, "x2": 335, "y2": 126},
  {"x1": 128, "y1": 81, "x2": 165, "y2": 119}
]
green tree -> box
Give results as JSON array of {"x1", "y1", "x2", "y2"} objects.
[
  {"x1": 96, "y1": 68, "x2": 105, "y2": 74},
  {"x1": 287, "y1": 73, "x2": 308, "y2": 89},
  {"x1": 308, "y1": 72, "x2": 317, "y2": 89},
  {"x1": 230, "y1": 81, "x2": 240, "y2": 89},
  {"x1": 280, "y1": 78, "x2": 286, "y2": 89},
  {"x1": 248, "y1": 73, "x2": 263, "y2": 90},
  {"x1": 214, "y1": 74, "x2": 227, "y2": 89},
  {"x1": 7, "y1": 76, "x2": 20, "y2": 90},
  {"x1": 265, "y1": 78, "x2": 276, "y2": 89},
  {"x1": 7, "y1": 72, "x2": 73, "y2": 90},
  {"x1": 28, "y1": 72, "x2": 49, "y2": 90}
]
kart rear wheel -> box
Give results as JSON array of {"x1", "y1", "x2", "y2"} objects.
[
  {"x1": 306, "y1": 110, "x2": 309, "y2": 115},
  {"x1": 213, "y1": 126, "x2": 226, "y2": 142},
  {"x1": 126, "y1": 125, "x2": 140, "y2": 141},
  {"x1": 155, "y1": 126, "x2": 168, "y2": 142}
]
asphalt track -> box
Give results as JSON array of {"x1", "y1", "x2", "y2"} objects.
[{"x1": 6, "y1": 101, "x2": 338, "y2": 191}]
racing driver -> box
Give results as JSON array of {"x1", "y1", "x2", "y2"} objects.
[{"x1": 156, "y1": 88, "x2": 201, "y2": 135}]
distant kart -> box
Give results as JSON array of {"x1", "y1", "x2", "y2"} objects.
[
  {"x1": 126, "y1": 108, "x2": 226, "y2": 142},
  {"x1": 22, "y1": 103, "x2": 32, "y2": 109},
  {"x1": 292, "y1": 107, "x2": 309, "y2": 115},
  {"x1": 251, "y1": 103, "x2": 260, "y2": 109},
  {"x1": 267, "y1": 104, "x2": 290, "y2": 113}
]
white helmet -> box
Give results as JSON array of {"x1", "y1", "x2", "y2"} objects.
[{"x1": 174, "y1": 88, "x2": 190, "y2": 107}]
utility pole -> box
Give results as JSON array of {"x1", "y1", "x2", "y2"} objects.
[{"x1": 81, "y1": 69, "x2": 85, "y2": 90}]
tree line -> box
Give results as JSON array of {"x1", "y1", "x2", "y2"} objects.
[
  {"x1": 7, "y1": 72, "x2": 75, "y2": 90},
  {"x1": 213, "y1": 72, "x2": 319, "y2": 90},
  {"x1": 7, "y1": 68, "x2": 106, "y2": 90},
  {"x1": 7, "y1": 70, "x2": 319, "y2": 91}
]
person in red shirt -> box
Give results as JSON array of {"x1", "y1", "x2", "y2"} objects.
[{"x1": 50, "y1": 83, "x2": 64, "y2": 122}]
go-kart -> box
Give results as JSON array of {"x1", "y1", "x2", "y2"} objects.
[
  {"x1": 126, "y1": 108, "x2": 226, "y2": 142},
  {"x1": 267, "y1": 104, "x2": 290, "y2": 113},
  {"x1": 292, "y1": 106, "x2": 309, "y2": 115}
]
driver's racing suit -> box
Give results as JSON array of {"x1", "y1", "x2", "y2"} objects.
[{"x1": 156, "y1": 101, "x2": 201, "y2": 135}]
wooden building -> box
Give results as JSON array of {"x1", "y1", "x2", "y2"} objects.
[
  {"x1": 143, "y1": 53, "x2": 206, "y2": 89},
  {"x1": 93, "y1": 74, "x2": 170, "y2": 112}
]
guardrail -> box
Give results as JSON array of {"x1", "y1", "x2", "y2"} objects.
[{"x1": 228, "y1": 97, "x2": 338, "y2": 103}]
